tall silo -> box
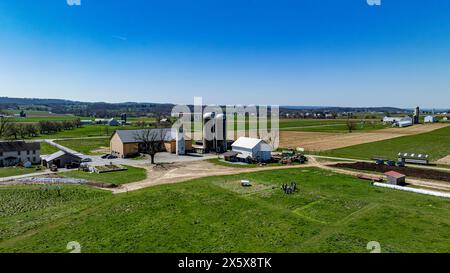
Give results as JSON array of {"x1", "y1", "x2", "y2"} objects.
[
  {"x1": 202, "y1": 112, "x2": 227, "y2": 153},
  {"x1": 414, "y1": 106, "x2": 420, "y2": 124}
]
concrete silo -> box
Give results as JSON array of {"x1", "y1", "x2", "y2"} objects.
[{"x1": 203, "y1": 112, "x2": 227, "y2": 153}]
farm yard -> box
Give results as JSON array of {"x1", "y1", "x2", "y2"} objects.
[{"x1": 1, "y1": 167, "x2": 450, "y2": 252}]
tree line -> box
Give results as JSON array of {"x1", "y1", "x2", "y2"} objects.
[{"x1": 0, "y1": 117, "x2": 82, "y2": 140}]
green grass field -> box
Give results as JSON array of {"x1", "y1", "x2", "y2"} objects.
[
  {"x1": 321, "y1": 125, "x2": 450, "y2": 162},
  {"x1": 54, "y1": 138, "x2": 110, "y2": 155},
  {"x1": 1, "y1": 167, "x2": 450, "y2": 253},
  {"x1": 30, "y1": 125, "x2": 115, "y2": 139},
  {"x1": 0, "y1": 167, "x2": 42, "y2": 178},
  {"x1": 40, "y1": 142, "x2": 59, "y2": 155},
  {"x1": 60, "y1": 165, "x2": 147, "y2": 185}
]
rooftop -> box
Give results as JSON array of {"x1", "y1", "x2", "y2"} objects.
[{"x1": 0, "y1": 141, "x2": 40, "y2": 153}]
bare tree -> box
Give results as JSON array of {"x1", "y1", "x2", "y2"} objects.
[{"x1": 133, "y1": 129, "x2": 167, "y2": 164}]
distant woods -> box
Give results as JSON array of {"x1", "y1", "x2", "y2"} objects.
[{"x1": 0, "y1": 117, "x2": 82, "y2": 140}]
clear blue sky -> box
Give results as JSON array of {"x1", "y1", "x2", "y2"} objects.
[{"x1": 0, "y1": 0, "x2": 450, "y2": 108}]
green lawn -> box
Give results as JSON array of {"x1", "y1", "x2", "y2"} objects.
[
  {"x1": 1, "y1": 167, "x2": 450, "y2": 253},
  {"x1": 55, "y1": 138, "x2": 110, "y2": 155},
  {"x1": 11, "y1": 116, "x2": 81, "y2": 122},
  {"x1": 40, "y1": 142, "x2": 59, "y2": 155},
  {"x1": 0, "y1": 167, "x2": 42, "y2": 178},
  {"x1": 321, "y1": 125, "x2": 450, "y2": 162},
  {"x1": 60, "y1": 165, "x2": 147, "y2": 185}
]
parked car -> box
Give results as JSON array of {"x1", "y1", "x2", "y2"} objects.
[
  {"x1": 81, "y1": 158, "x2": 93, "y2": 163},
  {"x1": 101, "y1": 154, "x2": 111, "y2": 159},
  {"x1": 106, "y1": 155, "x2": 117, "y2": 159}
]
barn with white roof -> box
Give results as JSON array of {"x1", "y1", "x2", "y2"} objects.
[{"x1": 231, "y1": 137, "x2": 272, "y2": 162}]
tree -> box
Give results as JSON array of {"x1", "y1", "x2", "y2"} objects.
[
  {"x1": 5, "y1": 123, "x2": 19, "y2": 140},
  {"x1": 133, "y1": 129, "x2": 166, "y2": 164},
  {"x1": 0, "y1": 116, "x2": 12, "y2": 139},
  {"x1": 346, "y1": 118, "x2": 356, "y2": 133}
]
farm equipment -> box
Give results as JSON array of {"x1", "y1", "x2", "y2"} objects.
[{"x1": 387, "y1": 160, "x2": 396, "y2": 167}]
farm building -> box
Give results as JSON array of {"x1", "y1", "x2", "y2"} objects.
[
  {"x1": 231, "y1": 137, "x2": 272, "y2": 162},
  {"x1": 398, "y1": 117, "x2": 413, "y2": 127},
  {"x1": 383, "y1": 116, "x2": 413, "y2": 127},
  {"x1": 41, "y1": 150, "x2": 82, "y2": 168},
  {"x1": 424, "y1": 115, "x2": 438, "y2": 123},
  {"x1": 385, "y1": 171, "x2": 406, "y2": 186},
  {"x1": 398, "y1": 152, "x2": 430, "y2": 165},
  {"x1": 223, "y1": 151, "x2": 239, "y2": 162},
  {"x1": 94, "y1": 118, "x2": 121, "y2": 126},
  {"x1": 383, "y1": 117, "x2": 403, "y2": 124},
  {"x1": 0, "y1": 141, "x2": 41, "y2": 167},
  {"x1": 110, "y1": 128, "x2": 192, "y2": 158},
  {"x1": 80, "y1": 120, "x2": 94, "y2": 125}
]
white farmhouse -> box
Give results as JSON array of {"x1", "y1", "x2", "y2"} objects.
[
  {"x1": 0, "y1": 141, "x2": 40, "y2": 167},
  {"x1": 231, "y1": 137, "x2": 272, "y2": 162}
]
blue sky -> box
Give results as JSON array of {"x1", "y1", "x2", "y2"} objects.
[{"x1": 0, "y1": 0, "x2": 450, "y2": 107}]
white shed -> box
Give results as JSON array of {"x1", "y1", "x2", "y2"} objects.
[
  {"x1": 231, "y1": 137, "x2": 272, "y2": 162},
  {"x1": 424, "y1": 115, "x2": 437, "y2": 123}
]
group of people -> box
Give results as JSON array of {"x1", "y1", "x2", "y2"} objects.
[{"x1": 281, "y1": 182, "x2": 297, "y2": 194}]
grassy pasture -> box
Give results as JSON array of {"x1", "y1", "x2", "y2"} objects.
[
  {"x1": 40, "y1": 142, "x2": 59, "y2": 155},
  {"x1": 321, "y1": 125, "x2": 450, "y2": 162},
  {"x1": 1, "y1": 167, "x2": 450, "y2": 252},
  {"x1": 54, "y1": 138, "x2": 110, "y2": 155},
  {"x1": 0, "y1": 167, "x2": 42, "y2": 178}
]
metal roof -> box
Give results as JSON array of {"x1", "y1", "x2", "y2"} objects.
[
  {"x1": 0, "y1": 141, "x2": 40, "y2": 153},
  {"x1": 43, "y1": 150, "x2": 81, "y2": 162},
  {"x1": 385, "y1": 171, "x2": 406, "y2": 178},
  {"x1": 115, "y1": 128, "x2": 174, "y2": 143},
  {"x1": 231, "y1": 137, "x2": 270, "y2": 150}
]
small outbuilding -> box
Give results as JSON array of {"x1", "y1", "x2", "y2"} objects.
[
  {"x1": 385, "y1": 171, "x2": 406, "y2": 186},
  {"x1": 223, "y1": 151, "x2": 239, "y2": 162},
  {"x1": 231, "y1": 137, "x2": 272, "y2": 162},
  {"x1": 42, "y1": 150, "x2": 82, "y2": 168},
  {"x1": 424, "y1": 115, "x2": 438, "y2": 123}
]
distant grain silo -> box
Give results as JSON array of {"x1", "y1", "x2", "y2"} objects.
[{"x1": 414, "y1": 106, "x2": 420, "y2": 124}]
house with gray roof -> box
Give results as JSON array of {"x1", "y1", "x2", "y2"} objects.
[{"x1": 0, "y1": 141, "x2": 40, "y2": 167}]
